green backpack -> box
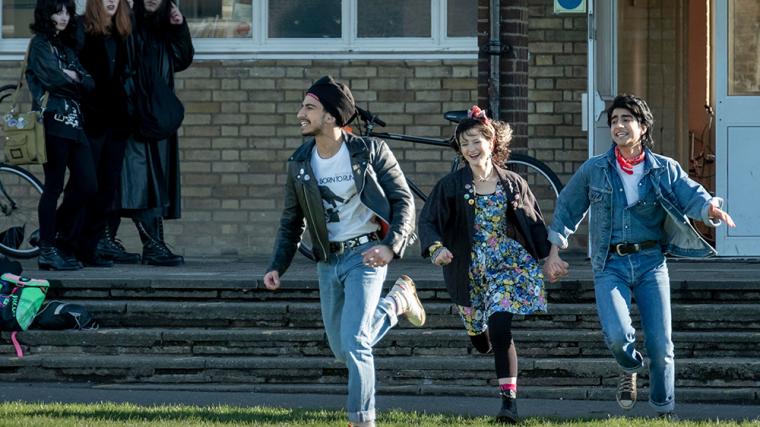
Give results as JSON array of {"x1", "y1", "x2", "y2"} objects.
[{"x1": 0, "y1": 273, "x2": 49, "y2": 331}]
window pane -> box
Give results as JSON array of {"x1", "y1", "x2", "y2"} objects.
[
  {"x1": 180, "y1": 0, "x2": 253, "y2": 38},
  {"x1": 268, "y1": 0, "x2": 341, "y2": 38},
  {"x1": 447, "y1": 0, "x2": 476, "y2": 37},
  {"x1": 728, "y1": 0, "x2": 760, "y2": 95},
  {"x1": 357, "y1": 0, "x2": 430, "y2": 38},
  {"x1": 2, "y1": 0, "x2": 34, "y2": 38}
]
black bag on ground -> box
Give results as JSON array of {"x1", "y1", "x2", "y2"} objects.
[{"x1": 32, "y1": 301, "x2": 98, "y2": 330}]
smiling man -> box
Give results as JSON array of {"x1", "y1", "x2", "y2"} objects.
[
  {"x1": 263, "y1": 76, "x2": 425, "y2": 427},
  {"x1": 543, "y1": 94, "x2": 735, "y2": 420}
]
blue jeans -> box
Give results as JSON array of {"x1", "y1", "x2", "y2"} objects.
[
  {"x1": 316, "y1": 241, "x2": 399, "y2": 423},
  {"x1": 593, "y1": 247, "x2": 675, "y2": 413}
]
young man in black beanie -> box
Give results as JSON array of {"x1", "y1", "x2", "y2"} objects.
[{"x1": 263, "y1": 76, "x2": 425, "y2": 427}]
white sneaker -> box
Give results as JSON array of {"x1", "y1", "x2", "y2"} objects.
[
  {"x1": 616, "y1": 372, "x2": 637, "y2": 410},
  {"x1": 386, "y1": 275, "x2": 426, "y2": 327}
]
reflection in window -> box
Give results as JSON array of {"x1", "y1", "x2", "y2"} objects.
[
  {"x1": 2, "y1": 0, "x2": 34, "y2": 38},
  {"x1": 447, "y1": 0, "x2": 476, "y2": 37},
  {"x1": 181, "y1": 0, "x2": 252, "y2": 38},
  {"x1": 357, "y1": 0, "x2": 429, "y2": 38},
  {"x1": 268, "y1": 0, "x2": 341, "y2": 38},
  {"x1": 729, "y1": 0, "x2": 760, "y2": 95}
]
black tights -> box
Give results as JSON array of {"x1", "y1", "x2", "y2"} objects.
[
  {"x1": 39, "y1": 134, "x2": 97, "y2": 244},
  {"x1": 488, "y1": 312, "x2": 517, "y2": 379}
]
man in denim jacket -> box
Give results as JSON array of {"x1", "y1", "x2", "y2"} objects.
[{"x1": 543, "y1": 94, "x2": 734, "y2": 419}]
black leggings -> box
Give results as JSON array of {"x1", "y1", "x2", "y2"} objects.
[
  {"x1": 39, "y1": 133, "x2": 97, "y2": 244},
  {"x1": 488, "y1": 312, "x2": 517, "y2": 379}
]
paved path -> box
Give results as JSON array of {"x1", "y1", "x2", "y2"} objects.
[{"x1": 1, "y1": 383, "x2": 758, "y2": 421}]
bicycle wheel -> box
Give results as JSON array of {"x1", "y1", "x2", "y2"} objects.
[
  {"x1": 505, "y1": 153, "x2": 563, "y2": 224},
  {"x1": 0, "y1": 164, "x2": 43, "y2": 258}
]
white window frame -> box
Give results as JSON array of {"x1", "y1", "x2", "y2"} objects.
[{"x1": 0, "y1": 0, "x2": 477, "y2": 59}]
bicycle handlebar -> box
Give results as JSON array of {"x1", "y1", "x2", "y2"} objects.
[{"x1": 356, "y1": 106, "x2": 386, "y2": 128}]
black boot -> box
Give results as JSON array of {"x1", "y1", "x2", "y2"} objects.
[
  {"x1": 96, "y1": 225, "x2": 141, "y2": 264},
  {"x1": 135, "y1": 218, "x2": 184, "y2": 267},
  {"x1": 38, "y1": 241, "x2": 81, "y2": 271},
  {"x1": 496, "y1": 390, "x2": 518, "y2": 424}
]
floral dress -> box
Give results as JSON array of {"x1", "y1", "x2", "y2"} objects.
[{"x1": 457, "y1": 182, "x2": 547, "y2": 336}]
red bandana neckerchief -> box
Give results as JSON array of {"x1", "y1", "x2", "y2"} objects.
[{"x1": 614, "y1": 146, "x2": 646, "y2": 175}]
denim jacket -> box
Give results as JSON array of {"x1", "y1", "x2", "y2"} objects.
[{"x1": 548, "y1": 146, "x2": 722, "y2": 272}]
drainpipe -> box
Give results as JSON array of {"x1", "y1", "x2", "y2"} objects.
[{"x1": 487, "y1": 0, "x2": 501, "y2": 120}]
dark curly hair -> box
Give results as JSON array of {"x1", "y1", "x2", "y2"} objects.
[
  {"x1": 606, "y1": 94, "x2": 655, "y2": 149},
  {"x1": 450, "y1": 117, "x2": 513, "y2": 166},
  {"x1": 134, "y1": 0, "x2": 175, "y2": 31},
  {"x1": 29, "y1": 0, "x2": 77, "y2": 45}
]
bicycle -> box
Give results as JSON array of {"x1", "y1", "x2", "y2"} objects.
[
  {"x1": 688, "y1": 104, "x2": 716, "y2": 245},
  {"x1": 0, "y1": 83, "x2": 44, "y2": 259},
  {"x1": 297, "y1": 107, "x2": 563, "y2": 261}
]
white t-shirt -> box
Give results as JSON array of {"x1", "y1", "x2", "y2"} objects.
[
  {"x1": 311, "y1": 142, "x2": 379, "y2": 242},
  {"x1": 615, "y1": 161, "x2": 645, "y2": 206}
]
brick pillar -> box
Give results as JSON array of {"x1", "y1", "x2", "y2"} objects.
[{"x1": 477, "y1": 0, "x2": 529, "y2": 149}]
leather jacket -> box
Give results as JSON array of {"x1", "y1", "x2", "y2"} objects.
[
  {"x1": 418, "y1": 164, "x2": 551, "y2": 306},
  {"x1": 267, "y1": 131, "x2": 416, "y2": 275},
  {"x1": 25, "y1": 34, "x2": 94, "y2": 118}
]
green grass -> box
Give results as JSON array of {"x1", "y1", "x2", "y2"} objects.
[{"x1": 0, "y1": 402, "x2": 757, "y2": 426}]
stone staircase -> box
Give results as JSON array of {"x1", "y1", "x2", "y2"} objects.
[{"x1": 1, "y1": 257, "x2": 759, "y2": 404}]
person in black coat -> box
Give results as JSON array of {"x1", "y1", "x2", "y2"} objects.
[
  {"x1": 72, "y1": 0, "x2": 141, "y2": 265},
  {"x1": 418, "y1": 106, "x2": 559, "y2": 424},
  {"x1": 26, "y1": 0, "x2": 96, "y2": 270},
  {"x1": 115, "y1": 0, "x2": 193, "y2": 266}
]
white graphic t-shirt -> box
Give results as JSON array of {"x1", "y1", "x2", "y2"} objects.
[{"x1": 311, "y1": 142, "x2": 379, "y2": 242}]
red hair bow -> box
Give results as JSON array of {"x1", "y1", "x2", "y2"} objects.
[{"x1": 467, "y1": 105, "x2": 490, "y2": 124}]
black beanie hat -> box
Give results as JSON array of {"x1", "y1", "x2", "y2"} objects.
[{"x1": 306, "y1": 76, "x2": 356, "y2": 127}]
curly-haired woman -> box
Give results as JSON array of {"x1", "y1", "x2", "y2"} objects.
[{"x1": 418, "y1": 106, "x2": 556, "y2": 424}]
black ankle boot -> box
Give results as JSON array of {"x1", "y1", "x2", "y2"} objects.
[
  {"x1": 135, "y1": 220, "x2": 184, "y2": 267},
  {"x1": 96, "y1": 225, "x2": 140, "y2": 264},
  {"x1": 38, "y1": 242, "x2": 81, "y2": 271},
  {"x1": 496, "y1": 391, "x2": 518, "y2": 424},
  {"x1": 142, "y1": 240, "x2": 184, "y2": 266}
]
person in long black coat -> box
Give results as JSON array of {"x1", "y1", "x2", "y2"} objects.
[
  {"x1": 116, "y1": 0, "x2": 193, "y2": 266},
  {"x1": 74, "y1": 0, "x2": 141, "y2": 265}
]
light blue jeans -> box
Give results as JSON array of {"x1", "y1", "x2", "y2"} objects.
[
  {"x1": 316, "y1": 241, "x2": 399, "y2": 423},
  {"x1": 593, "y1": 247, "x2": 675, "y2": 413}
]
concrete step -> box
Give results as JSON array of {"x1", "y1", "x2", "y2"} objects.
[
  {"x1": 53, "y1": 299, "x2": 760, "y2": 330},
  {"x1": 0, "y1": 354, "x2": 757, "y2": 403},
  {"x1": 45, "y1": 276, "x2": 760, "y2": 304},
  {"x1": 7, "y1": 328, "x2": 760, "y2": 359}
]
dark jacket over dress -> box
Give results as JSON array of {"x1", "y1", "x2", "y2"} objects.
[
  {"x1": 267, "y1": 132, "x2": 417, "y2": 276},
  {"x1": 26, "y1": 34, "x2": 94, "y2": 140},
  {"x1": 77, "y1": 19, "x2": 132, "y2": 139},
  {"x1": 120, "y1": 18, "x2": 193, "y2": 218},
  {"x1": 418, "y1": 165, "x2": 551, "y2": 306}
]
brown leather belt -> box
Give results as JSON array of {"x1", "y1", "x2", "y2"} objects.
[
  {"x1": 609, "y1": 241, "x2": 659, "y2": 256},
  {"x1": 329, "y1": 232, "x2": 379, "y2": 254}
]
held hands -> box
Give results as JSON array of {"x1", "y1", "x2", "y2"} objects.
[
  {"x1": 542, "y1": 245, "x2": 569, "y2": 283},
  {"x1": 432, "y1": 247, "x2": 453, "y2": 266},
  {"x1": 708, "y1": 204, "x2": 736, "y2": 228},
  {"x1": 263, "y1": 270, "x2": 280, "y2": 290},
  {"x1": 362, "y1": 245, "x2": 394, "y2": 268},
  {"x1": 169, "y1": 4, "x2": 184, "y2": 25}
]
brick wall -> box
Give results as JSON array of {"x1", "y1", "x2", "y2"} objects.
[{"x1": 0, "y1": 2, "x2": 594, "y2": 256}]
